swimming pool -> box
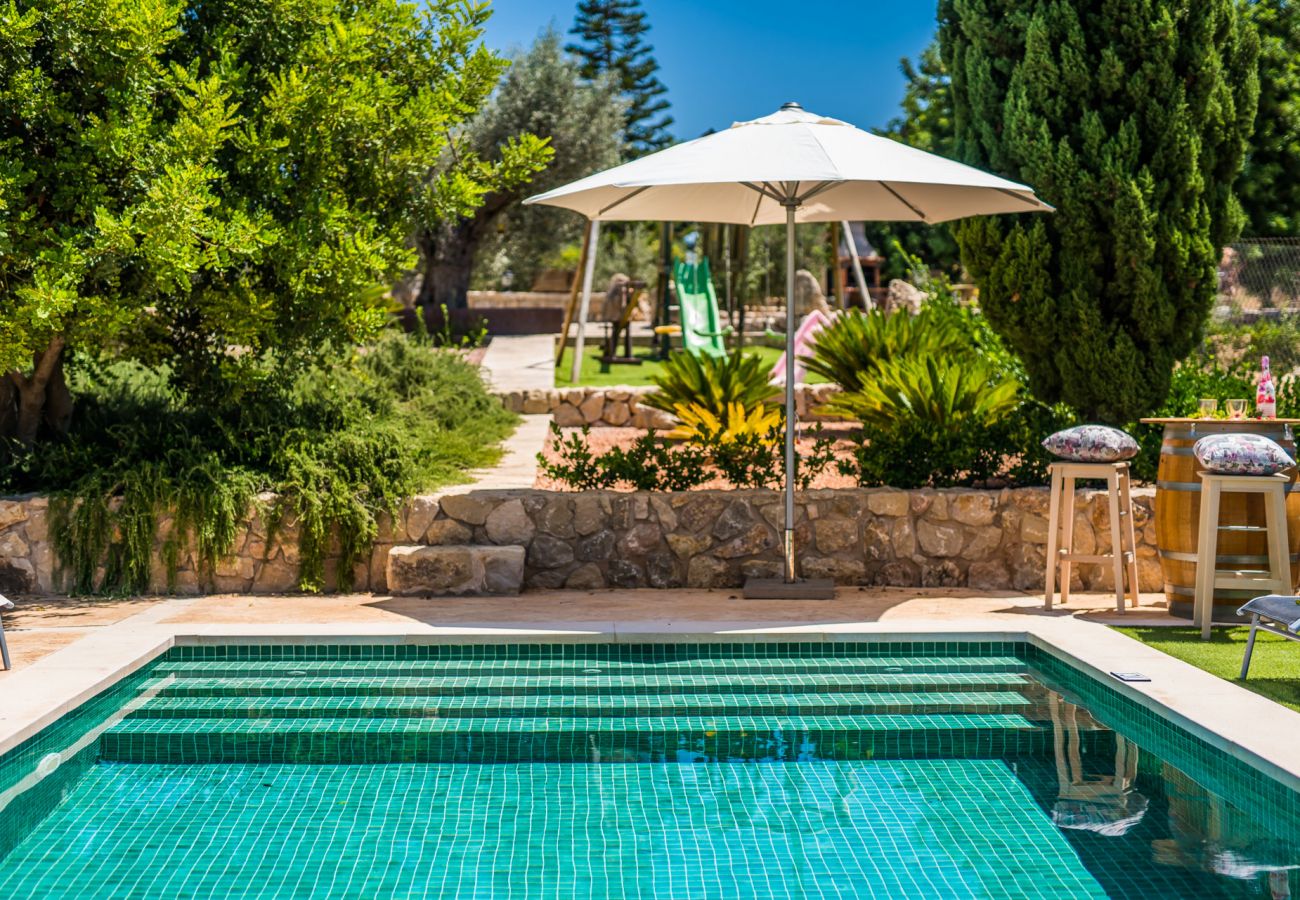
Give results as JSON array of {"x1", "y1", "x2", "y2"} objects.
[{"x1": 0, "y1": 641, "x2": 1295, "y2": 898}]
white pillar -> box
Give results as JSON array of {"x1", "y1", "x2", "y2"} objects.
[
  {"x1": 784, "y1": 204, "x2": 797, "y2": 583},
  {"x1": 570, "y1": 219, "x2": 601, "y2": 384},
  {"x1": 841, "y1": 220, "x2": 872, "y2": 311}
]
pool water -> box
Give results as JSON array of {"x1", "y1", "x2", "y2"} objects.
[{"x1": 0, "y1": 642, "x2": 1296, "y2": 898}]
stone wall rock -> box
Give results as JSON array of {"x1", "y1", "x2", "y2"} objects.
[
  {"x1": 497, "y1": 384, "x2": 846, "y2": 427},
  {"x1": 0, "y1": 484, "x2": 1165, "y2": 596}
]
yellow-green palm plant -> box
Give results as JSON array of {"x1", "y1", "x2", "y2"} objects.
[
  {"x1": 668, "y1": 401, "x2": 782, "y2": 444},
  {"x1": 644, "y1": 351, "x2": 779, "y2": 417},
  {"x1": 822, "y1": 355, "x2": 1021, "y2": 433}
]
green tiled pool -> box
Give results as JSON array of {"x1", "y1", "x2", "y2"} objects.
[{"x1": 0, "y1": 641, "x2": 1296, "y2": 898}]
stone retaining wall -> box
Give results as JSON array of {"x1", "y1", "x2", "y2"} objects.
[
  {"x1": 496, "y1": 384, "x2": 844, "y2": 428},
  {"x1": 0, "y1": 486, "x2": 1162, "y2": 596}
]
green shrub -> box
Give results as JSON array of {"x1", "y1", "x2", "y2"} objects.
[
  {"x1": 821, "y1": 355, "x2": 1020, "y2": 432},
  {"x1": 539, "y1": 425, "x2": 710, "y2": 491},
  {"x1": 643, "y1": 351, "x2": 778, "y2": 416},
  {"x1": 803, "y1": 307, "x2": 968, "y2": 390},
  {"x1": 8, "y1": 330, "x2": 515, "y2": 594}
]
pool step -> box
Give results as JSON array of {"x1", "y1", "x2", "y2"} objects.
[
  {"x1": 100, "y1": 713, "x2": 1044, "y2": 764},
  {"x1": 152, "y1": 655, "x2": 1028, "y2": 679},
  {"x1": 150, "y1": 670, "x2": 1033, "y2": 699},
  {"x1": 127, "y1": 690, "x2": 1033, "y2": 720}
]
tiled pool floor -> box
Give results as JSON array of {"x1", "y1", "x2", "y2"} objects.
[{"x1": 0, "y1": 760, "x2": 1108, "y2": 900}]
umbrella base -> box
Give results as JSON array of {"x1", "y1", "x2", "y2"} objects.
[{"x1": 742, "y1": 577, "x2": 836, "y2": 600}]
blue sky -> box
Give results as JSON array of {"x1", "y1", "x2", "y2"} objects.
[{"x1": 482, "y1": 1, "x2": 941, "y2": 139}]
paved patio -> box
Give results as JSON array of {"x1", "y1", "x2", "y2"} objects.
[{"x1": 1, "y1": 587, "x2": 1175, "y2": 673}]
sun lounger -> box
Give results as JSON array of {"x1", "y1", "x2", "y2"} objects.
[{"x1": 1236, "y1": 594, "x2": 1300, "y2": 679}]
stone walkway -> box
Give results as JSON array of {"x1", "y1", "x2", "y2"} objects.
[{"x1": 479, "y1": 334, "x2": 555, "y2": 393}]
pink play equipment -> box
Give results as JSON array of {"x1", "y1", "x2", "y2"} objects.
[{"x1": 770, "y1": 309, "x2": 837, "y2": 385}]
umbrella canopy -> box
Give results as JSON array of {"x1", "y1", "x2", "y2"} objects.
[
  {"x1": 525, "y1": 103, "x2": 1051, "y2": 224},
  {"x1": 525, "y1": 103, "x2": 1050, "y2": 594}
]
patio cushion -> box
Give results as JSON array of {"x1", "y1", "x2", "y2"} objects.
[
  {"x1": 1193, "y1": 433, "x2": 1295, "y2": 476},
  {"x1": 1042, "y1": 425, "x2": 1139, "y2": 462}
]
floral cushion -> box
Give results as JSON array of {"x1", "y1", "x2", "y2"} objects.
[
  {"x1": 1194, "y1": 433, "x2": 1295, "y2": 476},
  {"x1": 1042, "y1": 425, "x2": 1139, "y2": 462}
]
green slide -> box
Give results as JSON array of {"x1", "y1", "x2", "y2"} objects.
[{"x1": 673, "y1": 257, "x2": 732, "y2": 358}]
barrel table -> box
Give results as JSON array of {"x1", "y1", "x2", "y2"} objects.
[{"x1": 1141, "y1": 418, "x2": 1300, "y2": 621}]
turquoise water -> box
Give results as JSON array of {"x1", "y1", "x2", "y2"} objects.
[{"x1": 0, "y1": 642, "x2": 1295, "y2": 898}]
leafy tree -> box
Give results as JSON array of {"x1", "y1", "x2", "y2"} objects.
[
  {"x1": 938, "y1": 0, "x2": 1259, "y2": 422},
  {"x1": 419, "y1": 30, "x2": 623, "y2": 308},
  {"x1": 0, "y1": 0, "x2": 544, "y2": 445},
  {"x1": 1238, "y1": 0, "x2": 1300, "y2": 236},
  {"x1": 872, "y1": 40, "x2": 962, "y2": 278},
  {"x1": 567, "y1": 0, "x2": 673, "y2": 155}
]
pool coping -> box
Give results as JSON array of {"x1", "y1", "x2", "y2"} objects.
[{"x1": 2, "y1": 615, "x2": 1299, "y2": 797}]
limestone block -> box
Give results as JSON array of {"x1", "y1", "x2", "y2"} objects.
[
  {"x1": 916, "y1": 520, "x2": 963, "y2": 558},
  {"x1": 529, "y1": 535, "x2": 575, "y2": 569},
  {"x1": 440, "y1": 493, "x2": 496, "y2": 526},
  {"x1": 576, "y1": 529, "x2": 616, "y2": 561},
  {"x1": 253, "y1": 558, "x2": 299, "y2": 593},
  {"x1": 686, "y1": 555, "x2": 730, "y2": 588},
  {"x1": 950, "y1": 492, "x2": 996, "y2": 527},
  {"x1": 667, "y1": 533, "x2": 712, "y2": 559},
  {"x1": 402, "y1": 496, "x2": 440, "y2": 543},
  {"x1": 891, "y1": 518, "x2": 917, "y2": 558},
  {"x1": 0, "y1": 530, "x2": 29, "y2": 559},
  {"x1": 646, "y1": 552, "x2": 678, "y2": 588},
  {"x1": 1020, "y1": 514, "x2": 1049, "y2": 545},
  {"x1": 553, "y1": 404, "x2": 585, "y2": 427},
  {"x1": 967, "y1": 560, "x2": 1011, "y2": 590},
  {"x1": 24, "y1": 506, "x2": 48, "y2": 543},
  {"x1": 565, "y1": 562, "x2": 605, "y2": 590},
  {"x1": 604, "y1": 401, "x2": 631, "y2": 426},
  {"x1": 863, "y1": 519, "x2": 893, "y2": 562},
  {"x1": 425, "y1": 519, "x2": 472, "y2": 545},
  {"x1": 579, "y1": 393, "x2": 605, "y2": 424},
  {"x1": 535, "y1": 497, "x2": 575, "y2": 538},
  {"x1": 0, "y1": 500, "x2": 28, "y2": 530},
  {"x1": 921, "y1": 560, "x2": 964, "y2": 588},
  {"x1": 520, "y1": 391, "x2": 553, "y2": 415},
  {"x1": 879, "y1": 560, "x2": 920, "y2": 587},
  {"x1": 485, "y1": 499, "x2": 535, "y2": 545},
  {"x1": 814, "y1": 518, "x2": 858, "y2": 554},
  {"x1": 713, "y1": 500, "x2": 756, "y2": 541},
  {"x1": 608, "y1": 559, "x2": 643, "y2": 588},
  {"x1": 960, "y1": 526, "x2": 1003, "y2": 561},
  {"x1": 714, "y1": 524, "x2": 776, "y2": 559},
  {"x1": 650, "y1": 496, "x2": 677, "y2": 532},
  {"x1": 801, "y1": 556, "x2": 866, "y2": 583},
  {"x1": 386, "y1": 545, "x2": 524, "y2": 596},
  {"x1": 679, "y1": 497, "x2": 727, "y2": 534},
  {"x1": 624, "y1": 522, "x2": 662, "y2": 556},
  {"x1": 573, "y1": 495, "x2": 610, "y2": 536},
  {"x1": 866, "y1": 489, "x2": 910, "y2": 517}
]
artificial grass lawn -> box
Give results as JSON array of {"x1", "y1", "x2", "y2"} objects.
[
  {"x1": 555, "y1": 344, "x2": 827, "y2": 388},
  {"x1": 1113, "y1": 626, "x2": 1300, "y2": 712}
]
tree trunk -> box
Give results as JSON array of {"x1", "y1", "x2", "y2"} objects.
[
  {"x1": 416, "y1": 219, "x2": 478, "y2": 311},
  {"x1": 8, "y1": 337, "x2": 66, "y2": 449},
  {"x1": 43, "y1": 352, "x2": 73, "y2": 437}
]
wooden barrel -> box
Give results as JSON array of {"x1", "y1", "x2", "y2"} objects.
[{"x1": 1154, "y1": 420, "x2": 1300, "y2": 621}]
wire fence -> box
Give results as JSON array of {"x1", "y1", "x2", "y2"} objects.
[
  {"x1": 1211, "y1": 238, "x2": 1300, "y2": 376},
  {"x1": 1216, "y1": 237, "x2": 1300, "y2": 320}
]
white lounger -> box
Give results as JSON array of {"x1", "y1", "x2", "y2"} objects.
[{"x1": 0, "y1": 593, "x2": 11, "y2": 669}]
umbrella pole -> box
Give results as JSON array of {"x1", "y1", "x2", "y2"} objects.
[
  {"x1": 783, "y1": 204, "x2": 797, "y2": 583},
  {"x1": 743, "y1": 194, "x2": 832, "y2": 600}
]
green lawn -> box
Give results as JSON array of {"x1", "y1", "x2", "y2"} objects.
[
  {"x1": 1113, "y1": 626, "x2": 1300, "y2": 711},
  {"x1": 555, "y1": 344, "x2": 827, "y2": 388}
]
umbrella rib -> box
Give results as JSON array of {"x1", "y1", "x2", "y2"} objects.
[
  {"x1": 795, "y1": 181, "x2": 836, "y2": 205},
  {"x1": 879, "y1": 182, "x2": 929, "y2": 221},
  {"x1": 597, "y1": 185, "x2": 652, "y2": 217},
  {"x1": 994, "y1": 187, "x2": 1054, "y2": 211}
]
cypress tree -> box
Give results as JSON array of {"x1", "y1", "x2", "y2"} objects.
[
  {"x1": 567, "y1": 0, "x2": 673, "y2": 155},
  {"x1": 1238, "y1": 0, "x2": 1300, "y2": 237},
  {"x1": 938, "y1": 1, "x2": 1259, "y2": 422}
]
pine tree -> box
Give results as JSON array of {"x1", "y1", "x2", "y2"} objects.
[
  {"x1": 1238, "y1": 0, "x2": 1300, "y2": 237},
  {"x1": 567, "y1": 0, "x2": 673, "y2": 155},
  {"x1": 938, "y1": 0, "x2": 1259, "y2": 423}
]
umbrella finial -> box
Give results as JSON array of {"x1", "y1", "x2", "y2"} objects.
[{"x1": 780, "y1": 100, "x2": 803, "y2": 111}]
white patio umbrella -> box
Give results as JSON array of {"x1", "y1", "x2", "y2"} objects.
[{"x1": 525, "y1": 102, "x2": 1052, "y2": 596}]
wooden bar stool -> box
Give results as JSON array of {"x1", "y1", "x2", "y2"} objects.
[
  {"x1": 1045, "y1": 462, "x2": 1140, "y2": 612},
  {"x1": 1194, "y1": 472, "x2": 1293, "y2": 640}
]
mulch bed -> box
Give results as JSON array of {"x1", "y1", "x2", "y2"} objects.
[{"x1": 534, "y1": 424, "x2": 863, "y2": 491}]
